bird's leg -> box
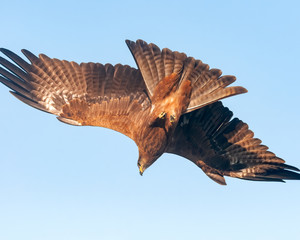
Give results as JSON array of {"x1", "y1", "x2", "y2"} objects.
[
  {"x1": 170, "y1": 114, "x2": 176, "y2": 123},
  {"x1": 158, "y1": 111, "x2": 166, "y2": 119}
]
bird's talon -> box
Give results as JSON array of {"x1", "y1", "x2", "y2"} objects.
[
  {"x1": 170, "y1": 114, "x2": 176, "y2": 123},
  {"x1": 158, "y1": 112, "x2": 166, "y2": 119}
]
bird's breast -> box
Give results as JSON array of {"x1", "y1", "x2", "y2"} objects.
[{"x1": 136, "y1": 124, "x2": 168, "y2": 158}]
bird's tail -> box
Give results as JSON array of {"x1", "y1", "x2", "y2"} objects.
[{"x1": 126, "y1": 39, "x2": 247, "y2": 112}]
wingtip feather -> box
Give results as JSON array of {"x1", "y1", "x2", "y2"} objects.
[
  {"x1": 237, "y1": 86, "x2": 248, "y2": 94},
  {"x1": 125, "y1": 39, "x2": 133, "y2": 46},
  {"x1": 0, "y1": 48, "x2": 12, "y2": 54}
]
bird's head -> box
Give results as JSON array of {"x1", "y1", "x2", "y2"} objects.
[{"x1": 137, "y1": 151, "x2": 161, "y2": 176}]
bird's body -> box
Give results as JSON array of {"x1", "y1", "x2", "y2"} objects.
[
  {"x1": 136, "y1": 72, "x2": 192, "y2": 173},
  {"x1": 0, "y1": 39, "x2": 299, "y2": 185}
]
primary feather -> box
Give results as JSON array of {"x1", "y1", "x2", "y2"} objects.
[
  {"x1": 0, "y1": 39, "x2": 299, "y2": 185},
  {"x1": 0, "y1": 48, "x2": 150, "y2": 139}
]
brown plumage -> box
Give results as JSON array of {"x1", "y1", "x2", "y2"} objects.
[{"x1": 0, "y1": 39, "x2": 299, "y2": 185}]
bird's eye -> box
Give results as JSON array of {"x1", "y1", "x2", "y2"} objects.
[{"x1": 137, "y1": 162, "x2": 141, "y2": 166}]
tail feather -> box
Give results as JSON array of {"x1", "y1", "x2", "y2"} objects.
[
  {"x1": 126, "y1": 39, "x2": 247, "y2": 108},
  {"x1": 178, "y1": 57, "x2": 196, "y2": 84},
  {"x1": 186, "y1": 86, "x2": 247, "y2": 112}
]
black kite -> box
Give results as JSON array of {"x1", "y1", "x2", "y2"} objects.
[{"x1": 0, "y1": 39, "x2": 299, "y2": 185}]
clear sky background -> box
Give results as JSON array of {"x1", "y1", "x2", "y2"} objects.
[{"x1": 0, "y1": 1, "x2": 299, "y2": 239}]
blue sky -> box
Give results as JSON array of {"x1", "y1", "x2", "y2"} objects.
[{"x1": 0, "y1": 0, "x2": 299, "y2": 239}]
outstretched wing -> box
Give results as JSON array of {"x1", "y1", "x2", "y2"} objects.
[
  {"x1": 167, "y1": 101, "x2": 300, "y2": 185},
  {"x1": 126, "y1": 39, "x2": 247, "y2": 112},
  {"x1": 0, "y1": 48, "x2": 150, "y2": 140}
]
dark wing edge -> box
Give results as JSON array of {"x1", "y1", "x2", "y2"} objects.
[
  {"x1": 126, "y1": 39, "x2": 247, "y2": 111},
  {"x1": 0, "y1": 48, "x2": 150, "y2": 139},
  {"x1": 166, "y1": 101, "x2": 300, "y2": 185}
]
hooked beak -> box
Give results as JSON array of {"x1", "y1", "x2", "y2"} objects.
[{"x1": 139, "y1": 165, "x2": 144, "y2": 176}]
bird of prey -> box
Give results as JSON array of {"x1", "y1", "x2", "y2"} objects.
[{"x1": 0, "y1": 39, "x2": 299, "y2": 185}]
